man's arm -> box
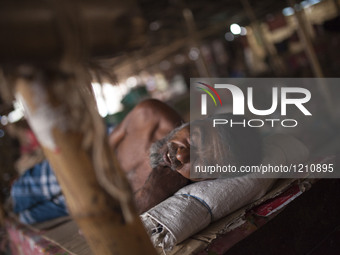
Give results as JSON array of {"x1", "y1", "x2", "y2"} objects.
[
  {"x1": 109, "y1": 99, "x2": 183, "y2": 149},
  {"x1": 108, "y1": 99, "x2": 188, "y2": 211},
  {"x1": 134, "y1": 166, "x2": 189, "y2": 214}
]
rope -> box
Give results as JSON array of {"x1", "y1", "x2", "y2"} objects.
[{"x1": 179, "y1": 194, "x2": 214, "y2": 222}]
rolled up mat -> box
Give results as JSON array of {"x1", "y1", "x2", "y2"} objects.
[{"x1": 141, "y1": 134, "x2": 310, "y2": 250}]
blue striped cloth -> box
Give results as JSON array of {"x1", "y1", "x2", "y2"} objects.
[{"x1": 11, "y1": 160, "x2": 68, "y2": 224}]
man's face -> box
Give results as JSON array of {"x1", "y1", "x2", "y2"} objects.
[
  {"x1": 150, "y1": 121, "x2": 227, "y2": 180},
  {"x1": 150, "y1": 123, "x2": 190, "y2": 178}
]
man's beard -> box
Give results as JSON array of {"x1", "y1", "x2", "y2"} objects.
[
  {"x1": 149, "y1": 136, "x2": 167, "y2": 169},
  {"x1": 149, "y1": 123, "x2": 188, "y2": 170}
]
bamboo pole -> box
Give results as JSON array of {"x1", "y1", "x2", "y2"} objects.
[
  {"x1": 183, "y1": 8, "x2": 211, "y2": 77},
  {"x1": 241, "y1": 0, "x2": 286, "y2": 76},
  {"x1": 14, "y1": 74, "x2": 157, "y2": 255},
  {"x1": 288, "y1": 0, "x2": 337, "y2": 122},
  {"x1": 288, "y1": 0, "x2": 324, "y2": 77}
]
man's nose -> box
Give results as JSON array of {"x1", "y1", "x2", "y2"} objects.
[{"x1": 176, "y1": 146, "x2": 190, "y2": 164}]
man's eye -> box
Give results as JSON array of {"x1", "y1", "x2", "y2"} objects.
[
  {"x1": 189, "y1": 134, "x2": 195, "y2": 144},
  {"x1": 188, "y1": 137, "x2": 196, "y2": 149}
]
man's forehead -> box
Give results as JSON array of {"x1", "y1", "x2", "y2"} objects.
[{"x1": 174, "y1": 122, "x2": 190, "y2": 134}]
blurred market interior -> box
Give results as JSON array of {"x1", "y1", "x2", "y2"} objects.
[{"x1": 1, "y1": 0, "x2": 340, "y2": 223}]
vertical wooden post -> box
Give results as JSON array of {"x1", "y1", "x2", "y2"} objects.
[
  {"x1": 288, "y1": 0, "x2": 324, "y2": 77},
  {"x1": 241, "y1": 0, "x2": 286, "y2": 76},
  {"x1": 288, "y1": 0, "x2": 336, "y2": 121},
  {"x1": 183, "y1": 8, "x2": 211, "y2": 77},
  {"x1": 14, "y1": 73, "x2": 157, "y2": 255}
]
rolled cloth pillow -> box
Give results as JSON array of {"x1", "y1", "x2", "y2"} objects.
[{"x1": 141, "y1": 134, "x2": 309, "y2": 250}]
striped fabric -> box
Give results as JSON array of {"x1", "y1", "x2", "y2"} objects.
[{"x1": 11, "y1": 160, "x2": 68, "y2": 224}]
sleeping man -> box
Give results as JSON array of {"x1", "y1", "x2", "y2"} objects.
[
  {"x1": 109, "y1": 99, "x2": 262, "y2": 213},
  {"x1": 11, "y1": 99, "x2": 262, "y2": 223}
]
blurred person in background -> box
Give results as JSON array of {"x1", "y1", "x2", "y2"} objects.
[{"x1": 5, "y1": 121, "x2": 44, "y2": 175}]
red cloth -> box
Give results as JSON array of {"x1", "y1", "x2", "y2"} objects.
[{"x1": 20, "y1": 130, "x2": 40, "y2": 154}]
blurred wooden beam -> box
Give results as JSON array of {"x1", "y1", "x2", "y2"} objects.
[
  {"x1": 288, "y1": 0, "x2": 324, "y2": 78},
  {"x1": 14, "y1": 72, "x2": 157, "y2": 255},
  {"x1": 241, "y1": 0, "x2": 286, "y2": 76},
  {"x1": 0, "y1": 0, "x2": 145, "y2": 64}
]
